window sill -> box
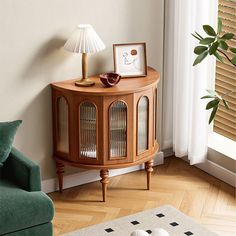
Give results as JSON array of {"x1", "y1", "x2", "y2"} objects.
[{"x1": 208, "y1": 132, "x2": 236, "y2": 160}]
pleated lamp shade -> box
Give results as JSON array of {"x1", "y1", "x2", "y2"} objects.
[{"x1": 64, "y1": 24, "x2": 105, "y2": 54}]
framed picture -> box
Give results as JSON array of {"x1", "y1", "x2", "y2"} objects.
[{"x1": 113, "y1": 43, "x2": 147, "y2": 77}]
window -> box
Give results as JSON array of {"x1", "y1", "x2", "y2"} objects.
[{"x1": 214, "y1": 0, "x2": 236, "y2": 141}]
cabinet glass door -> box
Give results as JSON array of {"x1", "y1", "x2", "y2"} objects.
[
  {"x1": 57, "y1": 97, "x2": 69, "y2": 153},
  {"x1": 109, "y1": 101, "x2": 127, "y2": 159},
  {"x1": 79, "y1": 102, "x2": 97, "y2": 158},
  {"x1": 137, "y1": 96, "x2": 149, "y2": 154}
]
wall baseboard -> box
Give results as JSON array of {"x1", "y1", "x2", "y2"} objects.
[
  {"x1": 42, "y1": 152, "x2": 164, "y2": 193},
  {"x1": 195, "y1": 160, "x2": 236, "y2": 188},
  {"x1": 42, "y1": 150, "x2": 235, "y2": 193},
  {"x1": 163, "y1": 148, "x2": 174, "y2": 158}
]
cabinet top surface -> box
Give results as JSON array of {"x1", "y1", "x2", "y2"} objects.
[{"x1": 51, "y1": 67, "x2": 160, "y2": 95}]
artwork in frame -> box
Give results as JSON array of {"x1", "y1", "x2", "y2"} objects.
[{"x1": 113, "y1": 43, "x2": 147, "y2": 77}]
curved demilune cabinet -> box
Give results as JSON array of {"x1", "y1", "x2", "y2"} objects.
[{"x1": 51, "y1": 67, "x2": 160, "y2": 202}]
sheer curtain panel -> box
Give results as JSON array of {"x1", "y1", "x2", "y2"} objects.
[{"x1": 163, "y1": 0, "x2": 218, "y2": 164}]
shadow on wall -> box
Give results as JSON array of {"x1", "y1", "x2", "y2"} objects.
[
  {"x1": 14, "y1": 37, "x2": 71, "y2": 180},
  {"x1": 17, "y1": 85, "x2": 56, "y2": 180},
  {"x1": 22, "y1": 36, "x2": 110, "y2": 80},
  {"x1": 21, "y1": 37, "x2": 69, "y2": 81},
  {"x1": 88, "y1": 51, "x2": 111, "y2": 76},
  {"x1": 15, "y1": 35, "x2": 110, "y2": 180}
]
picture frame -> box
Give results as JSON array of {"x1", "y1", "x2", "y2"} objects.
[{"x1": 113, "y1": 43, "x2": 147, "y2": 77}]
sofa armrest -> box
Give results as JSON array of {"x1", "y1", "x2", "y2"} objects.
[{"x1": 4, "y1": 147, "x2": 41, "y2": 191}]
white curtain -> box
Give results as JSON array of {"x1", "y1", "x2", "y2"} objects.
[{"x1": 163, "y1": 0, "x2": 218, "y2": 164}]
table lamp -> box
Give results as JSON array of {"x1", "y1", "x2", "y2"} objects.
[{"x1": 64, "y1": 24, "x2": 105, "y2": 87}]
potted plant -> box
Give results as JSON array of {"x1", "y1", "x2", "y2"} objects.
[{"x1": 192, "y1": 18, "x2": 236, "y2": 124}]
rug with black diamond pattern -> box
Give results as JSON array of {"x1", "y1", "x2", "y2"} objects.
[{"x1": 62, "y1": 205, "x2": 217, "y2": 236}]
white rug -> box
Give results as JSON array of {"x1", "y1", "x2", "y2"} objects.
[{"x1": 62, "y1": 205, "x2": 217, "y2": 236}]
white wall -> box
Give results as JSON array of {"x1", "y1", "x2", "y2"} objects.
[
  {"x1": 162, "y1": 0, "x2": 174, "y2": 150},
  {"x1": 0, "y1": 0, "x2": 164, "y2": 180}
]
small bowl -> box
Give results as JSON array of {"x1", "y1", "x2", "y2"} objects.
[{"x1": 100, "y1": 72, "x2": 121, "y2": 87}]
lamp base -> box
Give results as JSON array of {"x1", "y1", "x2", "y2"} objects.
[{"x1": 75, "y1": 78, "x2": 95, "y2": 87}]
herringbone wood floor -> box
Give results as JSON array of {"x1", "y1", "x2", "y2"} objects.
[{"x1": 49, "y1": 157, "x2": 236, "y2": 236}]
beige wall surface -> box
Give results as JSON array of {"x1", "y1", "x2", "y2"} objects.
[{"x1": 0, "y1": 0, "x2": 164, "y2": 180}]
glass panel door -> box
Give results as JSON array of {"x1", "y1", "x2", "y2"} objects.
[
  {"x1": 109, "y1": 101, "x2": 127, "y2": 159},
  {"x1": 57, "y1": 97, "x2": 69, "y2": 153},
  {"x1": 79, "y1": 102, "x2": 97, "y2": 158},
  {"x1": 137, "y1": 96, "x2": 149, "y2": 154}
]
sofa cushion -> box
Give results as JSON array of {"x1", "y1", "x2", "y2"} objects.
[
  {"x1": 0, "y1": 120, "x2": 22, "y2": 167},
  {"x1": 0, "y1": 180, "x2": 54, "y2": 235}
]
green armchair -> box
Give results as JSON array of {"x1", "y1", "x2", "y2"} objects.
[{"x1": 0, "y1": 148, "x2": 54, "y2": 236}]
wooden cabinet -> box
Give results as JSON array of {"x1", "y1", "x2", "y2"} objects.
[{"x1": 51, "y1": 67, "x2": 160, "y2": 201}]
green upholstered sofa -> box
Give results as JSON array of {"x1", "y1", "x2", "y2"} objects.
[{"x1": 0, "y1": 148, "x2": 54, "y2": 236}]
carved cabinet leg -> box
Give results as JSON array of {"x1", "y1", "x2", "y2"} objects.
[
  {"x1": 56, "y1": 162, "x2": 65, "y2": 192},
  {"x1": 145, "y1": 159, "x2": 154, "y2": 190},
  {"x1": 100, "y1": 169, "x2": 109, "y2": 202}
]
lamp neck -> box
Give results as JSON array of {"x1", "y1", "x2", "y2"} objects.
[{"x1": 82, "y1": 53, "x2": 87, "y2": 79}]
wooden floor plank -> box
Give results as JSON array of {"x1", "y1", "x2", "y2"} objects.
[{"x1": 49, "y1": 157, "x2": 236, "y2": 236}]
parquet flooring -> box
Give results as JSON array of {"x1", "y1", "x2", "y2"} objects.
[{"x1": 49, "y1": 157, "x2": 236, "y2": 236}]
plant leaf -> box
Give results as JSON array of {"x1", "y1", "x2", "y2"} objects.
[
  {"x1": 192, "y1": 33, "x2": 202, "y2": 41},
  {"x1": 199, "y1": 37, "x2": 215, "y2": 45},
  {"x1": 206, "y1": 90, "x2": 222, "y2": 99},
  {"x1": 209, "y1": 41, "x2": 219, "y2": 55},
  {"x1": 231, "y1": 56, "x2": 236, "y2": 65},
  {"x1": 218, "y1": 18, "x2": 222, "y2": 34},
  {"x1": 206, "y1": 89, "x2": 217, "y2": 96},
  {"x1": 230, "y1": 47, "x2": 236, "y2": 53},
  {"x1": 222, "y1": 99, "x2": 229, "y2": 110},
  {"x1": 195, "y1": 32, "x2": 204, "y2": 40},
  {"x1": 221, "y1": 33, "x2": 234, "y2": 40},
  {"x1": 194, "y1": 46, "x2": 208, "y2": 55},
  {"x1": 219, "y1": 40, "x2": 228, "y2": 50},
  {"x1": 209, "y1": 106, "x2": 218, "y2": 124},
  {"x1": 203, "y1": 25, "x2": 217, "y2": 36},
  {"x1": 213, "y1": 51, "x2": 224, "y2": 63},
  {"x1": 201, "y1": 95, "x2": 216, "y2": 99},
  {"x1": 193, "y1": 51, "x2": 208, "y2": 66},
  {"x1": 206, "y1": 99, "x2": 220, "y2": 110}
]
